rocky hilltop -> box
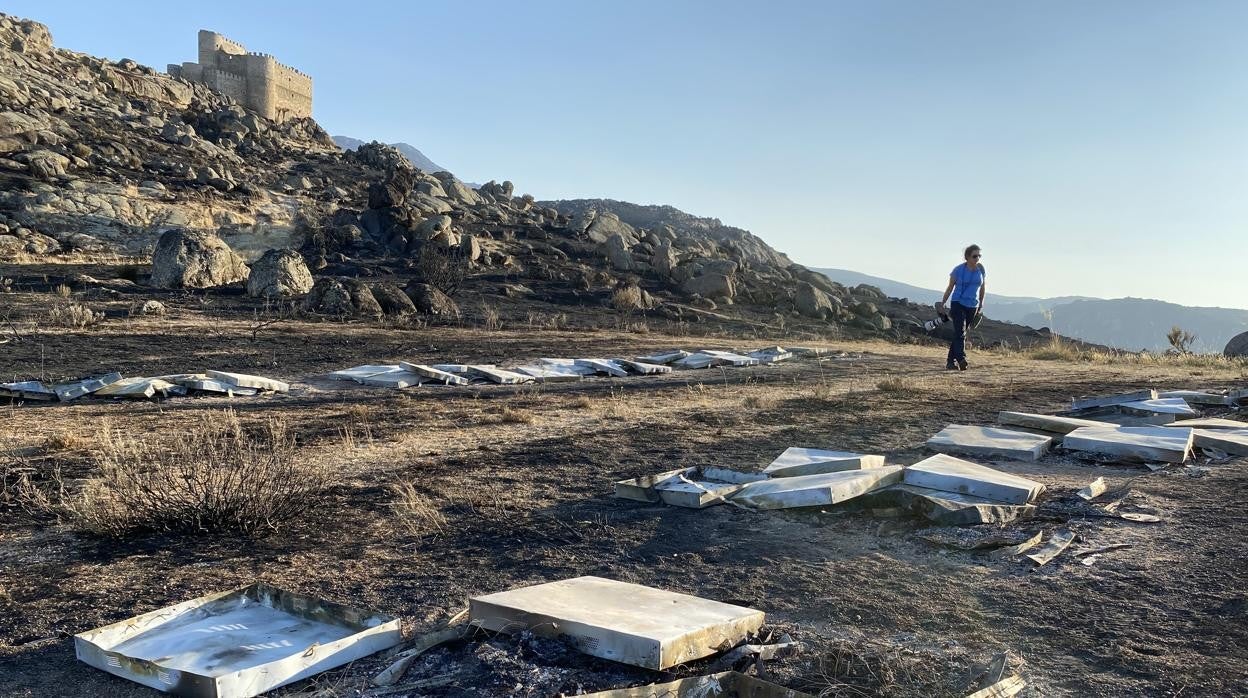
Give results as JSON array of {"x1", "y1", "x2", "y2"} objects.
[{"x1": 0, "y1": 12, "x2": 1048, "y2": 344}]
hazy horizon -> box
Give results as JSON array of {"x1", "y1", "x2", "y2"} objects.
[{"x1": 13, "y1": 0, "x2": 1246, "y2": 308}]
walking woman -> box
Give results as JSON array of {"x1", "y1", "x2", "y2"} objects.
[{"x1": 939, "y1": 244, "x2": 986, "y2": 370}]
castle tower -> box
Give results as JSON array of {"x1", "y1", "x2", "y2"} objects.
[{"x1": 168, "y1": 30, "x2": 312, "y2": 123}]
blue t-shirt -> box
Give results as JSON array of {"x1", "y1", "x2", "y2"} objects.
[{"x1": 951, "y1": 263, "x2": 986, "y2": 308}]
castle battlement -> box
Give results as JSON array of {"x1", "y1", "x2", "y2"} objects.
[{"x1": 167, "y1": 30, "x2": 312, "y2": 123}]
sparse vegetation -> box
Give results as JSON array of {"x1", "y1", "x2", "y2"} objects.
[
  {"x1": 40, "y1": 412, "x2": 326, "y2": 536},
  {"x1": 876, "y1": 376, "x2": 923, "y2": 394},
  {"x1": 389, "y1": 482, "x2": 447, "y2": 536},
  {"x1": 1166, "y1": 326, "x2": 1198, "y2": 355},
  {"x1": 47, "y1": 302, "x2": 103, "y2": 328},
  {"x1": 52, "y1": 283, "x2": 71, "y2": 298},
  {"x1": 415, "y1": 244, "x2": 468, "y2": 294},
  {"x1": 611, "y1": 284, "x2": 645, "y2": 313},
  {"x1": 480, "y1": 301, "x2": 502, "y2": 331},
  {"x1": 496, "y1": 406, "x2": 534, "y2": 424}
]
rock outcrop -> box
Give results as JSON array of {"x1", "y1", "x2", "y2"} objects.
[
  {"x1": 150, "y1": 229, "x2": 248, "y2": 289},
  {"x1": 246, "y1": 248, "x2": 313, "y2": 298}
]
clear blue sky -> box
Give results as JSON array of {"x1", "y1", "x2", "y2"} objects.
[{"x1": 13, "y1": 1, "x2": 1247, "y2": 307}]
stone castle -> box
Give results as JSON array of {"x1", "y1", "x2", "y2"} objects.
[{"x1": 168, "y1": 30, "x2": 312, "y2": 123}]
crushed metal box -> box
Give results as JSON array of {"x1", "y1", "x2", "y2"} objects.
[{"x1": 74, "y1": 583, "x2": 401, "y2": 698}]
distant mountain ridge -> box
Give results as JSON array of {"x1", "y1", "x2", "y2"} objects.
[
  {"x1": 813, "y1": 267, "x2": 1248, "y2": 352},
  {"x1": 332, "y1": 136, "x2": 446, "y2": 174}
]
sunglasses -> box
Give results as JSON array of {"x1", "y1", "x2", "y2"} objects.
[{"x1": 971, "y1": 254, "x2": 982, "y2": 259}]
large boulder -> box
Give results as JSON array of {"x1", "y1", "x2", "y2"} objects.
[
  {"x1": 367, "y1": 168, "x2": 415, "y2": 209},
  {"x1": 681, "y1": 272, "x2": 735, "y2": 301},
  {"x1": 1225, "y1": 331, "x2": 1248, "y2": 357},
  {"x1": 652, "y1": 242, "x2": 678, "y2": 279},
  {"x1": 150, "y1": 229, "x2": 249, "y2": 289},
  {"x1": 404, "y1": 282, "x2": 460, "y2": 317},
  {"x1": 371, "y1": 281, "x2": 417, "y2": 316},
  {"x1": 603, "y1": 232, "x2": 634, "y2": 271},
  {"x1": 795, "y1": 281, "x2": 839, "y2": 319},
  {"x1": 246, "y1": 249, "x2": 314, "y2": 298},
  {"x1": 303, "y1": 277, "x2": 382, "y2": 317},
  {"x1": 25, "y1": 150, "x2": 69, "y2": 179}
]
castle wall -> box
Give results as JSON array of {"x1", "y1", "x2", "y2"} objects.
[{"x1": 172, "y1": 31, "x2": 312, "y2": 123}]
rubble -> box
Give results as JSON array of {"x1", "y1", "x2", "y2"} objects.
[
  {"x1": 582, "y1": 671, "x2": 812, "y2": 697},
  {"x1": 1191, "y1": 429, "x2": 1248, "y2": 457},
  {"x1": 52, "y1": 372, "x2": 123, "y2": 401},
  {"x1": 615, "y1": 466, "x2": 767, "y2": 508},
  {"x1": 468, "y1": 576, "x2": 764, "y2": 671},
  {"x1": 1158, "y1": 390, "x2": 1230, "y2": 407},
  {"x1": 0, "y1": 380, "x2": 56, "y2": 401},
  {"x1": 206, "y1": 370, "x2": 290, "y2": 393},
  {"x1": 997, "y1": 411, "x2": 1113, "y2": 436},
  {"x1": 1117, "y1": 397, "x2": 1197, "y2": 419},
  {"x1": 1025, "y1": 529, "x2": 1075, "y2": 566},
  {"x1": 94, "y1": 377, "x2": 185, "y2": 399},
  {"x1": 868, "y1": 484, "x2": 1037, "y2": 525}
]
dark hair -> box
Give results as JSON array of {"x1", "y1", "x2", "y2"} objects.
[{"x1": 964, "y1": 244, "x2": 981, "y2": 260}]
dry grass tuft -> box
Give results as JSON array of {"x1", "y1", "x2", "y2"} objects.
[
  {"x1": 1002, "y1": 335, "x2": 1248, "y2": 371},
  {"x1": 42, "y1": 431, "x2": 88, "y2": 452},
  {"x1": 876, "y1": 376, "x2": 924, "y2": 394},
  {"x1": 43, "y1": 411, "x2": 326, "y2": 537},
  {"x1": 611, "y1": 285, "x2": 645, "y2": 313},
  {"x1": 497, "y1": 406, "x2": 534, "y2": 424},
  {"x1": 52, "y1": 283, "x2": 72, "y2": 298},
  {"x1": 47, "y1": 302, "x2": 104, "y2": 328},
  {"x1": 569, "y1": 395, "x2": 593, "y2": 409},
  {"x1": 389, "y1": 482, "x2": 447, "y2": 536},
  {"x1": 742, "y1": 393, "x2": 780, "y2": 410}
]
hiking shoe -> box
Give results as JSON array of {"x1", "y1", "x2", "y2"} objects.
[
  {"x1": 957, "y1": 358, "x2": 968, "y2": 371},
  {"x1": 945, "y1": 363, "x2": 958, "y2": 371}
]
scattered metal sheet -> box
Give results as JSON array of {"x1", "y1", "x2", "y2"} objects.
[
  {"x1": 615, "y1": 467, "x2": 767, "y2": 509},
  {"x1": 399, "y1": 362, "x2": 471, "y2": 386},
  {"x1": 748, "y1": 346, "x2": 794, "y2": 363},
  {"x1": 1072, "y1": 543, "x2": 1132, "y2": 558},
  {"x1": 1063, "y1": 426, "x2": 1193, "y2": 464},
  {"x1": 468, "y1": 576, "x2": 765, "y2": 671},
  {"x1": 167, "y1": 374, "x2": 260, "y2": 396},
  {"x1": 729, "y1": 466, "x2": 905, "y2": 510},
  {"x1": 94, "y1": 377, "x2": 186, "y2": 399},
  {"x1": 997, "y1": 411, "x2": 1113, "y2": 435},
  {"x1": 357, "y1": 368, "x2": 425, "y2": 389},
  {"x1": 53, "y1": 372, "x2": 123, "y2": 401},
  {"x1": 538, "y1": 358, "x2": 599, "y2": 376},
  {"x1": 991, "y1": 531, "x2": 1045, "y2": 558},
  {"x1": 1077, "y1": 477, "x2": 1107, "y2": 501},
  {"x1": 513, "y1": 365, "x2": 583, "y2": 383},
  {"x1": 1025, "y1": 529, "x2": 1075, "y2": 566},
  {"x1": 1230, "y1": 388, "x2": 1248, "y2": 405},
  {"x1": 926, "y1": 425, "x2": 1052, "y2": 462},
  {"x1": 575, "y1": 358, "x2": 630, "y2": 377},
  {"x1": 465, "y1": 365, "x2": 532, "y2": 384},
  {"x1": 430, "y1": 363, "x2": 476, "y2": 374},
  {"x1": 581, "y1": 671, "x2": 813, "y2": 697},
  {"x1": 206, "y1": 371, "x2": 290, "y2": 393},
  {"x1": 673, "y1": 353, "x2": 716, "y2": 369},
  {"x1": 1191, "y1": 428, "x2": 1248, "y2": 456},
  {"x1": 635, "y1": 350, "x2": 691, "y2": 365},
  {"x1": 699, "y1": 350, "x2": 761, "y2": 367},
  {"x1": 904, "y1": 454, "x2": 1045, "y2": 505},
  {"x1": 1071, "y1": 389, "x2": 1158, "y2": 411},
  {"x1": 327, "y1": 365, "x2": 401, "y2": 382},
  {"x1": 615, "y1": 359, "x2": 673, "y2": 375},
  {"x1": 0, "y1": 380, "x2": 57, "y2": 401},
  {"x1": 372, "y1": 610, "x2": 469, "y2": 687},
  {"x1": 75, "y1": 582, "x2": 401, "y2": 698},
  {"x1": 1158, "y1": 390, "x2": 1230, "y2": 406},
  {"x1": 763, "y1": 447, "x2": 886, "y2": 478},
  {"x1": 1166, "y1": 417, "x2": 1248, "y2": 430},
  {"x1": 1117, "y1": 397, "x2": 1197, "y2": 419},
  {"x1": 869, "y1": 484, "x2": 1036, "y2": 526},
  {"x1": 966, "y1": 674, "x2": 1026, "y2": 698},
  {"x1": 1119, "y1": 512, "x2": 1161, "y2": 523}
]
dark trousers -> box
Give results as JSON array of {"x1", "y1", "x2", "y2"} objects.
[{"x1": 946, "y1": 302, "x2": 975, "y2": 366}]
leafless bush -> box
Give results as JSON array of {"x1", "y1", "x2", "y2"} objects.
[
  {"x1": 415, "y1": 244, "x2": 468, "y2": 294},
  {"x1": 53, "y1": 283, "x2": 71, "y2": 298},
  {"x1": 480, "y1": 301, "x2": 502, "y2": 331},
  {"x1": 390, "y1": 482, "x2": 447, "y2": 536},
  {"x1": 53, "y1": 411, "x2": 326, "y2": 536},
  {"x1": 47, "y1": 302, "x2": 103, "y2": 328}
]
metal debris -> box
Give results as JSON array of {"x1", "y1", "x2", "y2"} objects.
[{"x1": 1025, "y1": 529, "x2": 1075, "y2": 566}]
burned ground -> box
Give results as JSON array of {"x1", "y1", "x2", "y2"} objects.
[{"x1": 1, "y1": 300, "x2": 1246, "y2": 698}]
